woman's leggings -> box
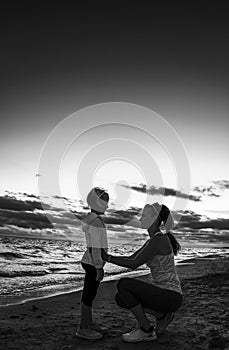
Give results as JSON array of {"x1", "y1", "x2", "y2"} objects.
[
  {"x1": 115, "y1": 277, "x2": 183, "y2": 313},
  {"x1": 81, "y1": 263, "x2": 100, "y2": 307}
]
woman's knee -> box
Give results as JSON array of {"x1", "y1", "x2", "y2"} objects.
[
  {"x1": 169, "y1": 293, "x2": 183, "y2": 313},
  {"x1": 115, "y1": 292, "x2": 128, "y2": 309},
  {"x1": 116, "y1": 277, "x2": 131, "y2": 293}
]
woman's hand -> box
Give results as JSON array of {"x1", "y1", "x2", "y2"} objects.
[{"x1": 101, "y1": 248, "x2": 109, "y2": 261}]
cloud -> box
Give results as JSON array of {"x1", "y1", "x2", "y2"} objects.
[
  {"x1": 0, "y1": 195, "x2": 86, "y2": 234},
  {"x1": 121, "y1": 184, "x2": 201, "y2": 202},
  {"x1": 0, "y1": 224, "x2": 83, "y2": 241},
  {"x1": 0, "y1": 195, "x2": 51, "y2": 211},
  {"x1": 193, "y1": 179, "x2": 229, "y2": 197},
  {"x1": 0, "y1": 209, "x2": 53, "y2": 229},
  {"x1": 212, "y1": 179, "x2": 229, "y2": 189},
  {"x1": 52, "y1": 195, "x2": 69, "y2": 200},
  {"x1": 48, "y1": 210, "x2": 81, "y2": 227},
  {"x1": 17, "y1": 192, "x2": 38, "y2": 199},
  {"x1": 193, "y1": 185, "x2": 220, "y2": 197},
  {"x1": 0, "y1": 195, "x2": 55, "y2": 231},
  {"x1": 1, "y1": 191, "x2": 229, "y2": 243},
  {"x1": 175, "y1": 210, "x2": 229, "y2": 230},
  {"x1": 107, "y1": 225, "x2": 127, "y2": 232}
]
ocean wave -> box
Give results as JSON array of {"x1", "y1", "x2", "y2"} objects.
[
  {"x1": 48, "y1": 267, "x2": 68, "y2": 273},
  {"x1": 0, "y1": 252, "x2": 26, "y2": 260},
  {"x1": 0, "y1": 269, "x2": 51, "y2": 277}
]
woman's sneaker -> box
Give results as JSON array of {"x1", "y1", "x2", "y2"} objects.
[
  {"x1": 76, "y1": 327, "x2": 103, "y2": 340},
  {"x1": 121, "y1": 326, "x2": 157, "y2": 343},
  {"x1": 156, "y1": 313, "x2": 174, "y2": 335}
]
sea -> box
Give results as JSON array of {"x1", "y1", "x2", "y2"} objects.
[{"x1": 0, "y1": 236, "x2": 229, "y2": 307}]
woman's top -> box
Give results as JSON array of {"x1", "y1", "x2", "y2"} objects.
[
  {"x1": 146, "y1": 233, "x2": 183, "y2": 295},
  {"x1": 81, "y1": 212, "x2": 108, "y2": 268}
]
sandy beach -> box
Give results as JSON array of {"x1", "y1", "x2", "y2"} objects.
[{"x1": 0, "y1": 255, "x2": 229, "y2": 350}]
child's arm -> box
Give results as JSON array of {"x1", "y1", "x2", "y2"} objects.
[{"x1": 90, "y1": 247, "x2": 104, "y2": 268}]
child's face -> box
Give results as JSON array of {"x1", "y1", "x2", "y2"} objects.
[
  {"x1": 96, "y1": 199, "x2": 108, "y2": 214},
  {"x1": 103, "y1": 200, "x2": 108, "y2": 212}
]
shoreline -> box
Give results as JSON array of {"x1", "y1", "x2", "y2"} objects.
[
  {"x1": 0, "y1": 269, "x2": 150, "y2": 308},
  {"x1": 0, "y1": 255, "x2": 228, "y2": 349},
  {"x1": 1, "y1": 251, "x2": 227, "y2": 308},
  {"x1": 0, "y1": 258, "x2": 197, "y2": 308},
  {"x1": 1, "y1": 237, "x2": 228, "y2": 309}
]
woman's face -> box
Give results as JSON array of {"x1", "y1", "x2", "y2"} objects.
[{"x1": 140, "y1": 205, "x2": 157, "y2": 229}]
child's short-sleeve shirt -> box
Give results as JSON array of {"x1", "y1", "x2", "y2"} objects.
[{"x1": 81, "y1": 213, "x2": 108, "y2": 268}]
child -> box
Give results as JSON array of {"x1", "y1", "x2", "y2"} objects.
[{"x1": 76, "y1": 187, "x2": 109, "y2": 340}]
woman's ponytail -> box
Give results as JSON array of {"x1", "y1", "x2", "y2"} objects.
[
  {"x1": 159, "y1": 204, "x2": 181, "y2": 255},
  {"x1": 166, "y1": 232, "x2": 181, "y2": 256}
]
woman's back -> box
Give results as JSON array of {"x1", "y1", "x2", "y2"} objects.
[{"x1": 147, "y1": 233, "x2": 182, "y2": 295}]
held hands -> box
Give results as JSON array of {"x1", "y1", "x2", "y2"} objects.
[
  {"x1": 101, "y1": 248, "x2": 109, "y2": 261},
  {"x1": 96, "y1": 268, "x2": 104, "y2": 282}
]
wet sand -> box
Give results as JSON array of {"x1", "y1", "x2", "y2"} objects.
[{"x1": 0, "y1": 255, "x2": 229, "y2": 350}]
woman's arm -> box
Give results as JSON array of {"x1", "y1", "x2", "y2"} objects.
[
  {"x1": 106, "y1": 238, "x2": 157, "y2": 270},
  {"x1": 129, "y1": 240, "x2": 149, "y2": 258}
]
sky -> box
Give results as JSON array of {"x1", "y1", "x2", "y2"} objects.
[{"x1": 0, "y1": 3, "x2": 229, "y2": 241}]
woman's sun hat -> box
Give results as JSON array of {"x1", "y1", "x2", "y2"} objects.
[{"x1": 140, "y1": 203, "x2": 161, "y2": 229}]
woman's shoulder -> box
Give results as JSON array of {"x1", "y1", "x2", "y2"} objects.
[
  {"x1": 146, "y1": 234, "x2": 161, "y2": 248},
  {"x1": 149, "y1": 232, "x2": 164, "y2": 242},
  {"x1": 149, "y1": 233, "x2": 172, "y2": 253}
]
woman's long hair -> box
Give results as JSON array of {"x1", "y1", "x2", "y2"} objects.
[{"x1": 158, "y1": 204, "x2": 181, "y2": 255}]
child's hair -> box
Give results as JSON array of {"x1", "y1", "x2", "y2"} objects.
[
  {"x1": 158, "y1": 204, "x2": 181, "y2": 256},
  {"x1": 94, "y1": 187, "x2": 109, "y2": 202}
]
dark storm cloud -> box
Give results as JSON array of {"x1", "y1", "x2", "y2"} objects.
[
  {"x1": 53, "y1": 195, "x2": 69, "y2": 200},
  {"x1": 0, "y1": 196, "x2": 51, "y2": 211},
  {"x1": 122, "y1": 184, "x2": 201, "y2": 202},
  {"x1": 0, "y1": 192, "x2": 228, "y2": 239},
  {"x1": 70, "y1": 207, "x2": 141, "y2": 227},
  {"x1": 103, "y1": 216, "x2": 130, "y2": 226},
  {"x1": 106, "y1": 225, "x2": 126, "y2": 233},
  {"x1": 0, "y1": 209, "x2": 52, "y2": 229},
  {"x1": 99, "y1": 207, "x2": 141, "y2": 226},
  {"x1": 50, "y1": 211, "x2": 81, "y2": 227},
  {"x1": 0, "y1": 195, "x2": 54, "y2": 230},
  {"x1": 18, "y1": 192, "x2": 38, "y2": 199},
  {"x1": 193, "y1": 179, "x2": 229, "y2": 197},
  {"x1": 193, "y1": 185, "x2": 221, "y2": 197},
  {"x1": 175, "y1": 210, "x2": 229, "y2": 231},
  {"x1": 0, "y1": 195, "x2": 86, "y2": 232},
  {"x1": 212, "y1": 180, "x2": 229, "y2": 190},
  {"x1": 110, "y1": 208, "x2": 141, "y2": 219}
]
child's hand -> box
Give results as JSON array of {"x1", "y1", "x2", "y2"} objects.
[
  {"x1": 101, "y1": 248, "x2": 109, "y2": 261},
  {"x1": 96, "y1": 268, "x2": 104, "y2": 281}
]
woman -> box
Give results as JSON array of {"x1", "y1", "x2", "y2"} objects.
[{"x1": 102, "y1": 203, "x2": 183, "y2": 343}]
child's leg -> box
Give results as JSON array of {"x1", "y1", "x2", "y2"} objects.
[
  {"x1": 80, "y1": 303, "x2": 92, "y2": 328},
  {"x1": 80, "y1": 263, "x2": 100, "y2": 328}
]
